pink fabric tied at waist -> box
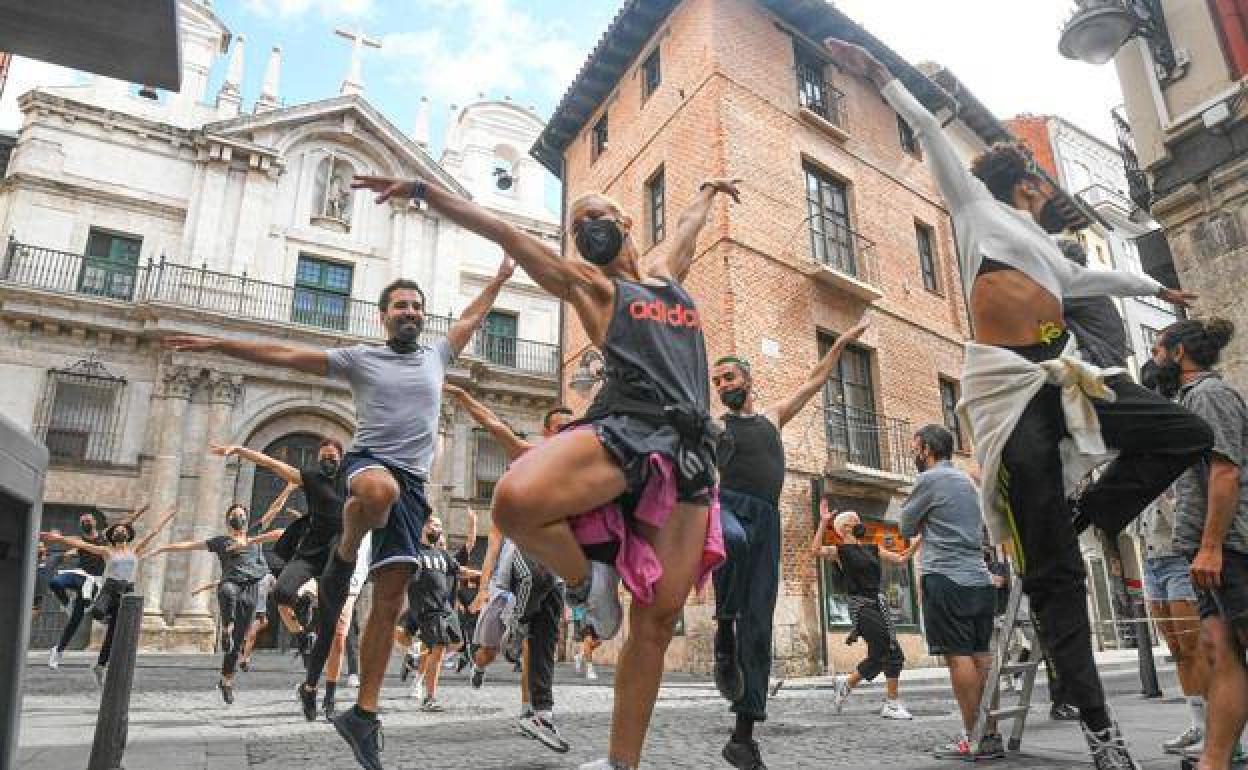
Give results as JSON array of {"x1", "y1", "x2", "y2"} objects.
[{"x1": 568, "y1": 453, "x2": 724, "y2": 606}]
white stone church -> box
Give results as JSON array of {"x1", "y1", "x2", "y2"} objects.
[{"x1": 0, "y1": 0, "x2": 563, "y2": 650}]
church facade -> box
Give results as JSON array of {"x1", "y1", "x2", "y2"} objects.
[{"x1": 0, "y1": 1, "x2": 562, "y2": 650}]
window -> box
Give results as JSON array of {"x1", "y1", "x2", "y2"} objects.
[
  {"x1": 35, "y1": 358, "x2": 127, "y2": 464},
  {"x1": 820, "y1": 517, "x2": 918, "y2": 629},
  {"x1": 80, "y1": 229, "x2": 141, "y2": 300},
  {"x1": 1142, "y1": 325, "x2": 1163, "y2": 352},
  {"x1": 641, "y1": 47, "x2": 661, "y2": 100},
  {"x1": 939, "y1": 377, "x2": 965, "y2": 452},
  {"x1": 292, "y1": 255, "x2": 353, "y2": 331},
  {"x1": 474, "y1": 432, "x2": 508, "y2": 500},
  {"x1": 916, "y1": 221, "x2": 939, "y2": 293},
  {"x1": 794, "y1": 42, "x2": 840, "y2": 126},
  {"x1": 898, "y1": 114, "x2": 920, "y2": 157},
  {"x1": 480, "y1": 310, "x2": 518, "y2": 368},
  {"x1": 646, "y1": 166, "x2": 666, "y2": 246},
  {"x1": 591, "y1": 113, "x2": 609, "y2": 161},
  {"x1": 820, "y1": 334, "x2": 880, "y2": 468},
  {"x1": 804, "y1": 163, "x2": 857, "y2": 276}
]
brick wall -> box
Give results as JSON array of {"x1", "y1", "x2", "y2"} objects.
[{"x1": 1004, "y1": 115, "x2": 1059, "y2": 179}]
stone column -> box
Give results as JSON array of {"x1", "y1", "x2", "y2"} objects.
[
  {"x1": 140, "y1": 364, "x2": 197, "y2": 627},
  {"x1": 177, "y1": 372, "x2": 243, "y2": 624}
]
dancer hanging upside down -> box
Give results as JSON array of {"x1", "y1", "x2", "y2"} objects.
[
  {"x1": 351, "y1": 170, "x2": 740, "y2": 770},
  {"x1": 822, "y1": 37, "x2": 1212, "y2": 770}
]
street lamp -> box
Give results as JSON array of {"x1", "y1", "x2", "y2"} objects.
[
  {"x1": 1058, "y1": 0, "x2": 1178, "y2": 76},
  {"x1": 569, "y1": 349, "x2": 606, "y2": 395}
]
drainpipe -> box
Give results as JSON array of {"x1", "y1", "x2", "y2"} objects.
[{"x1": 1211, "y1": 0, "x2": 1248, "y2": 79}]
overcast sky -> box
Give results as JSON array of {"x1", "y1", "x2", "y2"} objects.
[{"x1": 0, "y1": 0, "x2": 1124, "y2": 149}]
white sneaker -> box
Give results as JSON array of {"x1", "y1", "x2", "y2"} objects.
[
  {"x1": 1162, "y1": 725, "x2": 1203, "y2": 754},
  {"x1": 585, "y1": 663, "x2": 598, "y2": 681},
  {"x1": 48, "y1": 647, "x2": 62, "y2": 670},
  {"x1": 574, "y1": 653, "x2": 584, "y2": 673},
  {"x1": 571, "y1": 562, "x2": 622, "y2": 640},
  {"x1": 578, "y1": 760, "x2": 633, "y2": 770},
  {"x1": 346, "y1": 674, "x2": 360, "y2": 688},
  {"x1": 92, "y1": 664, "x2": 106, "y2": 688},
  {"x1": 880, "y1": 700, "x2": 912, "y2": 720},
  {"x1": 832, "y1": 674, "x2": 851, "y2": 714},
  {"x1": 411, "y1": 678, "x2": 426, "y2": 701}
]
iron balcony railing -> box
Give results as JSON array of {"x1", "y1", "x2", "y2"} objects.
[
  {"x1": 1077, "y1": 183, "x2": 1135, "y2": 215},
  {"x1": 825, "y1": 404, "x2": 914, "y2": 480},
  {"x1": 1112, "y1": 106, "x2": 1152, "y2": 212},
  {"x1": 0, "y1": 238, "x2": 559, "y2": 376},
  {"x1": 796, "y1": 60, "x2": 847, "y2": 129},
  {"x1": 801, "y1": 215, "x2": 880, "y2": 287}
]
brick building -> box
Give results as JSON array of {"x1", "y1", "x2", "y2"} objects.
[{"x1": 531, "y1": 0, "x2": 1032, "y2": 675}]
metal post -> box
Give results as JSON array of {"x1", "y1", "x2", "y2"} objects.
[
  {"x1": 1100, "y1": 530, "x2": 1162, "y2": 698},
  {"x1": 88, "y1": 593, "x2": 145, "y2": 770}
]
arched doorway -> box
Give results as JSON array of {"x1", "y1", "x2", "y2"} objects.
[{"x1": 250, "y1": 432, "x2": 321, "y2": 650}]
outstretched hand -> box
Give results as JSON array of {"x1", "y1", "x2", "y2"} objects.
[
  {"x1": 843, "y1": 313, "x2": 872, "y2": 344},
  {"x1": 1159, "y1": 287, "x2": 1197, "y2": 308},
  {"x1": 163, "y1": 334, "x2": 220, "y2": 352},
  {"x1": 822, "y1": 38, "x2": 890, "y2": 86},
  {"x1": 442, "y1": 382, "x2": 465, "y2": 399},
  {"x1": 209, "y1": 444, "x2": 239, "y2": 458},
  {"x1": 703, "y1": 178, "x2": 743, "y2": 204},
  {"x1": 351, "y1": 175, "x2": 417, "y2": 204}
]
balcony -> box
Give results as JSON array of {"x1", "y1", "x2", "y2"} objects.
[
  {"x1": 794, "y1": 218, "x2": 884, "y2": 302},
  {"x1": 796, "y1": 66, "x2": 849, "y2": 142},
  {"x1": 1077, "y1": 184, "x2": 1135, "y2": 218},
  {"x1": 824, "y1": 405, "x2": 914, "y2": 488},
  {"x1": 0, "y1": 238, "x2": 560, "y2": 377},
  {"x1": 1112, "y1": 106, "x2": 1152, "y2": 212}
]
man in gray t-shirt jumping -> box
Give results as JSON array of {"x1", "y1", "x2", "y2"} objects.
[{"x1": 165, "y1": 256, "x2": 514, "y2": 769}]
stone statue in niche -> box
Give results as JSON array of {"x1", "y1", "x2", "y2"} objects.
[{"x1": 314, "y1": 154, "x2": 354, "y2": 229}]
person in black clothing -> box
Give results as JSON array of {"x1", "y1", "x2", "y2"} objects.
[
  {"x1": 452, "y1": 507, "x2": 480, "y2": 672},
  {"x1": 708, "y1": 315, "x2": 869, "y2": 770},
  {"x1": 154, "y1": 503, "x2": 282, "y2": 703},
  {"x1": 811, "y1": 504, "x2": 917, "y2": 720}
]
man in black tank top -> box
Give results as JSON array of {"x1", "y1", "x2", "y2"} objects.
[{"x1": 709, "y1": 316, "x2": 869, "y2": 769}]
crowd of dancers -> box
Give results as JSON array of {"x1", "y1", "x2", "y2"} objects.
[{"x1": 30, "y1": 37, "x2": 1248, "y2": 770}]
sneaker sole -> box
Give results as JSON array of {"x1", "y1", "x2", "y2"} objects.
[
  {"x1": 332, "y1": 717, "x2": 383, "y2": 770},
  {"x1": 519, "y1": 722, "x2": 570, "y2": 754}
]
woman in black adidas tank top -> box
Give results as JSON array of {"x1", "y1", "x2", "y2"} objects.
[{"x1": 351, "y1": 170, "x2": 742, "y2": 769}]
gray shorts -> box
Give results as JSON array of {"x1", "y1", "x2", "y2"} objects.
[{"x1": 473, "y1": 591, "x2": 515, "y2": 650}]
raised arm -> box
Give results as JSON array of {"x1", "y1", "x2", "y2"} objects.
[
  {"x1": 768, "y1": 315, "x2": 870, "y2": 429},
  {"x1": 150, "y1": 538, "x2": 209, "y2": 556},
  {"x1": 464, "y1": 507, "x2": 478, "y2": 551},
  {"x1": 446, "y1": 256, "x2": 515, "y2": 356},
  {"x1": 40, "y1": 532, "x2": 111, "y2": 559},
  {"x1": 444, "y1": 383, "x2": 532, "y2": 460},
  {"x1": 134, "y1": 508, "x2": 178, "y2": 556},
  {"x1": 190, "y1": 581, "x2": 221, "y2": 597},
  {"x1": 120, "y1": 504, "x2": 150, "y2": 528},
  {"x1": 257, "y1": 482, "x2": 299, "y2": 532},
  {"x1": 1059, "y1": 257, "x2": 1195, "y2": 306},
  {"x1": 652, "y1": 179, "x2": 741, "y2": 283},
  {"x1": 248, "y1": 530, "x2": 285, "y2": 546},
  {"x1": 211, "y1": 444, "x2": 302, "y2": 486},
  {"x1": 810, "y1": 502, "x2": 837, "y2": 560},
  {"x1": 879, "y1": 539, "x2": 916, "y2": 565},
  {"x1": 162, "y1": 336, "x2": 328, "y2": 376}
]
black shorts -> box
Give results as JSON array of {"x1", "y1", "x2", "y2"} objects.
[
  {"x1": 411, "y1": 611, "x2": 463, "y2": 648},
  {"x1": 922, "y1": 573, "x2": 996, "y2": 656},
  {"x1": 590, "y1": 415, "x2": 716, "y2": 506},
  {"x1": 1196, "y1": 548, "x2": 1248, "y2": 633},
  {"x1": 343, "y1": 450, "x2": 432, "y2": 572}
]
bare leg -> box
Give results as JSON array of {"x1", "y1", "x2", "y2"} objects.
[
  {"x1": 326, "y1": 596, "x2": 359, "y2": 684},
  {"x1": 1198, "y1": 617, "x2": 1248, "y2": 770},
  {"x1": 423, "y1": 645, "x2": 446, "y2": 698},
  {"x1": 1155, "y1": 600, "x2": 1210, "y2": 697},
  {"x1": 947, "y1": 654, "x2": 993, "y2": 732},
  {"x1": 474, "y1": 646, "x2": 498, "y2": 667},
  {"x1": 241, "y1": 614, "x2": 268, "y2": 664},
  {"x1": 357, "y1": 565, "x2": 410, "y2": 713},
  {"x1": 885, "y1": 677, "x2": 900, "y2": 700},
  {"x1": 607, "y1": 502, "x2": 710, "y2": 768},
  {"x1": 337, "y1": 470, "x2": 399, "y2": 563},
  {"x1": 277, "y1": 605, "x2": 303, "y2": 635},
  {"x1": 492, "y1": 430, "x2": 627, "y2": 584}
]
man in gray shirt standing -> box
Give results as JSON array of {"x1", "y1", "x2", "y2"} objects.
[
  {"x1": 165, "y1": 256, "x2": 515, "y2": 770},
  {"x1": 900, "y1": 424, "x2": 1001, "y2": 760}
]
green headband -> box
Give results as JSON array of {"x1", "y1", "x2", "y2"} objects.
[{"x1": 714, "y1": 355, "x2": 751, "y2": 374}]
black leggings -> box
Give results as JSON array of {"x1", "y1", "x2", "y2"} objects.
[
  {"x1": 219, "y1": 579, "x2": 259, "y2": 676},
  {"x1": 93, "y1": 579, "x2": 133, "y2": 667},
  {"x1": 998, "y1": 377, "x2": 1211, "y2": 710},
  {"x1": 851, "y1": 598, "x2": 904, "y2": 681}
]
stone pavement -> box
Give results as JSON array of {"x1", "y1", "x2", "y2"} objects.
[{"x1": 16, "y1": 649, "x2": 1211, "y2": 769}]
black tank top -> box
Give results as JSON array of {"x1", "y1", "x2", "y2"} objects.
[
  {"x1": 838, "y1": 544, "x2": 882, "y2": 597},
  {"x1": 720, "y1": 414, "x2": 785, "y2": 507},
  {"x1": 592, "y1": 278, "x2": 709, "y2": 410}
]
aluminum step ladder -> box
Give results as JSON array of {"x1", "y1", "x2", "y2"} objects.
[{"x1": 971, "y1": 575, "x2": 1044, "y2": 752}]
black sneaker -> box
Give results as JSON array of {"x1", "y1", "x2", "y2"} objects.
[
  {"x1": 332, "y1": 708, "x2": 384, "y2": 770},
  {"x1": 298, "y1": 684, "x2": 318, "y2": 722},
  {"x1": 471, "y1": 665, "x2": 486, "y2": 690},
  {"x1": 1082, "y1": 720, "x2": 1142, "y2": 770},
  {"x1": 974, "y1": 733, "x2": 1007, "y2": 760},
  {"x1": 455, "y1": 652, "x2": 470, "y2": 674},
  {"x1": 1051, "y1": 703, "x2": 1081, "y2": 721},
  {"x1": 518, "y1": 715, "x2": 571, "y2": 753},
  {"x1": 217, "y1": 679, "x2": 234, "y2": 705},
  {"x1": 722, "y1": 738, "x2": 767, "y2": 770},
  {"x1": 238, "y1": 659, "x2": 250, "y2": 673},
  {"x1": 323, "y1": 690, "x2": 337, "y2": 721},
  {"x1": 713, "y1": 619, "x2": 745, "y2": 702},
  {"x1": 400, "y1": 653, "x2": 420, "y2": 682}
]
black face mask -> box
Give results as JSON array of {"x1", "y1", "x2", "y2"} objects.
[
  {"x1": 426, "y1": 530, "x2": 442, "y2": 545},
  {"x1": 1139, "y1": 359, "x2": 1160, "y2": 392},
  {"x1": 319, "y1": 458, "x2": 340, "y2": 477},
  {"x1": 1036, "y1": 198, "x2": 1066, "y2": 235},
  {"x1": 914, "y1": 454, "x2": 929, "y2": 473},
  {"x1": 388, "y1": 318, "x2": 425, "y2": 353},
  {"x1": 851, "y1": 523, "x2": 867, "y2": 539},
  {"x1": 1155, "y1": 358, "x2": 1183, "y2": 399},
  {"x1": 107, "y1": 527, "x2": 131, "y2": 545},
  {"x1": 227, "y1": 513, "x2": 248, "y2": 531},
  {"x1": 574, "y1": 218, "x2": 624, "y2": 266},
  {"x1": 719, "y1": 386, "x2": 749, "y2": 412},
  {"x1": 80, "y1": 520, "x2": 96, "y2": 535}
]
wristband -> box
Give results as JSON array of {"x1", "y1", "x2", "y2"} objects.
[{"x1": 410, "y1": 180, "x2": 428, "y2": 200}]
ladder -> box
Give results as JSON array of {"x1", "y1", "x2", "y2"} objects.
[{"x1": 971, "y1": 575, "x2": 1044, "y2": 752}]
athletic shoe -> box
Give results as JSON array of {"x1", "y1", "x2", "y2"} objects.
[
  {"x1": 585, "y1": 663, "x2": 598, "y2": 681},
  {"x1": 238, "y1": 659, "x2": 250, "y2": 673},
  {"x1": 455, "y1": 652, "x2": 470, "y2": 674},
  {"x1": 568, "y1": 562, "x2": 623, "y2": 640},
  {"x1": 332, "y1": 708, "x2": 384, "y2": 770},
  {"x1": 347, "y1": 674, "x2": 360, "y2": 688},
  {"x1": 1081, "y1": 720, "x2": 1142, "y2": 770},
  {"x1": 1163, "y1": 726, "x2": 1203, "y2": 754},
  {"x1": 974, "y1": 733, "x2": 1007, "y2": 760},
  {"x1": 721, "y1": 738, "x2": 767, "y2": 769},
  {"x1": 880, "y1": 700, "x2": 913, "y2": 720},
  {"x1": 92, "y1": 664, "x2": 106, "y2": 688},
  {"x1": 932, "y1": 734, "x2": 970, "y2": 759},
  {"x1": 769, "y1": 679, "x2": 786, "y2": 697},
  {"x1": 419, "y1": 696, "x2": 444, "y2": 713},
  {"x1": 411, "y1": 678, "x2": 426, "y2": 702},
  {"x1": 577, "y1": 760, "x2": 634, "y2": 770},
  {"x1": 322, "y1": 690, "x2": 337, "y2": 721},
  {"x1": 520, "y1": 704, "x2": 535, "y2": 719},
  {"x1": 48, "y1": 647, "x2": 62, "y2": 670},
  {"x1": 299, "y1": 631, "x2": 317, "y2": 659},
  {"x1": 831, "y1": 674, "x2": 851, "y2": 714},
  {"x1": 519, "y1": 715, "x2": 571, "y2": 753},
  {"x1": 470, "y1": 664, "x2": 487, "y2": 689},
  {"x1": 713, "y1": 619, "x2": 745, "y2": 702},
  {"x1": 1050, "y1": 703, "x2": 1081, "y2": 721},
  {"x1": 217, "y1": 679, "x2": 234, "y2": 705},
  {"x1": 298, "y1": 684, "x2": 317, "y2": 721},
  {"x1": 574, "y1": 653, "x2": 584, "y2": 673},
  {"x1": 400, "y1": 652, "x2": 420, "y2": 682}
]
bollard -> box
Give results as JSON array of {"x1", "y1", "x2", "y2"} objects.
[{"x1": 88, "y1": 593, "x2": 144, "y2": 770}]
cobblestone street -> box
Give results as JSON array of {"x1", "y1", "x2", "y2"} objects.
[{"x1": 16, "y1": 651, "x2": 1210, "y2": 769}]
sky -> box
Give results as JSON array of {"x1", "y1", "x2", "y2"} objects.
[{"x1": 0, "y1": 0, "x2": 1125, "y2": 166}]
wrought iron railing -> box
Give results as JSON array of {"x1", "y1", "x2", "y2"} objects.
[
  {"x1": 0, "y1": 238, "x2": 560, "y2": 376},
  {"x1": 32, "y1": 358, "x2": 127, "y2": 465},
  {"x1": 796, "y1": 59, "x2": 847, "y2": 129},
  {"x1": 1077, "y1": 183, "x2": 1134, "y2": 215},
  {"x1": 825, "y1": 405, "x2": 914, "y2": 479},
  {"x1": 800, "y1": 216, "x2": 880, "y2": 287},
  {"x1": 1112, "y1": 106, "x2": 1151, "y2": 211}
]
